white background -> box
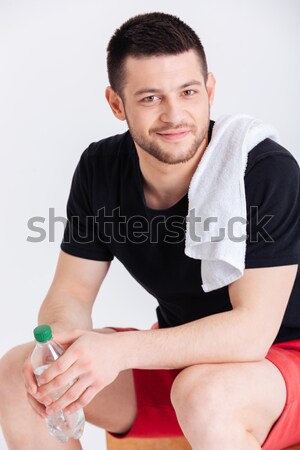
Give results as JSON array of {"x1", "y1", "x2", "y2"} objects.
[{"x1": 1, "y1": 0, "x2": 299, "y2": 448}]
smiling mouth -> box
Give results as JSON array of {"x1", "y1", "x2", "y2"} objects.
[{"x1": 157, "y1": 130, "x2": 190, "y2": 140}]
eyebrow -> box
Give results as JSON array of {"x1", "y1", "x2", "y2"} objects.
[{"x1": 133, "y1": 80, "x2": 202, "y2": 97}]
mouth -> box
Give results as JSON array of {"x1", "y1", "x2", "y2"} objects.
[{"x1": 156, "y1": 130, "x2": 191, "y2": 141}]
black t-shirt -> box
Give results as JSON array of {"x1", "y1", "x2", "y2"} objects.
[{"x1": 61, "y1": 121, "x2": 300, "y2": 343}]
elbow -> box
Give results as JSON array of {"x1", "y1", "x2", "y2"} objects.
[
  {"x1": 246, "y1": 330, "x2": 278, "y2": 362},
  {"x1": 239, "y1": 345, "x2": 266, "y2": 362},
  {"x1": 235, "y1": 309, "x2": 279, "y2": 362}
]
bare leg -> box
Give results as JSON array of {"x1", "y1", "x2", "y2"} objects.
[
  {"x1": 0, "y1": 328, "x2": 137, "y2": 450},
  {"x1": 83, "y1": 327, "x2": 138, "y2": 434},
  {"x1": 170, "y1": 359, "x2": 286, "y2": 450}
]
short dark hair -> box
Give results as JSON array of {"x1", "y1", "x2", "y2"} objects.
[{"x1": 106, "y1": 12, "x2": 208, "y2": 97}]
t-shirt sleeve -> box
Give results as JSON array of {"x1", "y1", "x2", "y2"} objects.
[
  {"x1": 245, "y1": 152, "x2": 300, "y2": 268},
  {"x1": 61, "y1": 149, "x2": 114, "y2": 261}
]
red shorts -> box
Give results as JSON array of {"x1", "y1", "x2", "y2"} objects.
[{"x1": 107, "y1": 326, "x2": 300, "y2": 450}]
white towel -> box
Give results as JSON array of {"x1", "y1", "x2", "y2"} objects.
[{"x1": 185, "y1": 114, "x2": 280, "y2": 292}]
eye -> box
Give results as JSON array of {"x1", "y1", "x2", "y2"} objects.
[
  {"x1": 141, "y1": 95, "x2": 160, "y2": 103},
  {"x1": 183, "y1": 89, "x2": 196, "y2": 96}
]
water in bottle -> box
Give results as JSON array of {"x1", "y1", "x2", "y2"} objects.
[{"x1": 31, "y1": 324, "x2": 85, "y2": 443}]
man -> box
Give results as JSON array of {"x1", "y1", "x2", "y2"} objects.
[{"x1": 1, "y1": 12, "x2": 299, "y2": 450}]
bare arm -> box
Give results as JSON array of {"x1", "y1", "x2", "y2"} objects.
[
  {"x1": 38, "y1": 250, "x2": 111, "y2": 332},
  {"x1": 120, "y1": 265, "x2": 298, "y2": 369},
  {"x1": 23, "y1": 249, "x2": 110, "y2": 415},
  {"x1": 33, "y1": 264, "x2": 298, "y2": 417}
]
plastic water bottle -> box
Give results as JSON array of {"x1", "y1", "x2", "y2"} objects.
[{"x1": 31, "y1": 324, "x2": 85, "y2": 443}]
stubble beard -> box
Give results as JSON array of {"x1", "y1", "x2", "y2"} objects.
[{"x1": 125, "y1": 115, "x2": 210, "y2": 165}]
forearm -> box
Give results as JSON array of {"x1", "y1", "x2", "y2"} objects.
[
  {"x1": 122, "y1": 309, "x2": 266, "y2": 370},
  {"x1": 38, "y1": 287, "x2": 93, "y2": 333}
]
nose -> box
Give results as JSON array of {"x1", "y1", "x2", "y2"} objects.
[{"x1": 159, "y1": 97, "x2": 186, "y2": 124}]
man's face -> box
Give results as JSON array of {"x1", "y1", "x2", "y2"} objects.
[{"x1": 114, "y1": 50, "x2": 215, "y2": 165}]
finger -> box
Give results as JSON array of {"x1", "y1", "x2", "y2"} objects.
[
  {"x1": 37, "y1": 349, "x2": 77, "y2": 385},
  {"x1": 36, "y1": 361, "x2": 80, "y2": 402},
  {"x1": 26, "y1": 392, "x2": 48, "y2": 419},
  {"x1": 64, "y1": 386, "x2": 97, "y2": 416},
  {"x1": 22, "y1": 357, "x2": 38, "y2": 395},
  {"x1": 45, "y1": 374, "x2": 90, "y2": 415}
]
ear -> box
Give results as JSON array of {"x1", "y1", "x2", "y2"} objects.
[
  {"x1": 105, "y1": 86, "x2": 126, "y2": 121},
  {"x1": 205, "y1": 72, "x2": 216, "y2": 107}
]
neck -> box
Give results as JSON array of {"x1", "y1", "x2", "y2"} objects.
[{"x1": 136, "y1": 135, "x2": 208, "y2": 210}]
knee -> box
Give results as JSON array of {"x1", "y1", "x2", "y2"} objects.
[
  {"x1": 0, "y1": 342, "x2": 34, "y2": 396},
  {"x1": 0, "y1": 346, "x2": 19, "y2": 384},
  {"x1": 170, "y1": 365, "x2": 231, "y2": 428}
]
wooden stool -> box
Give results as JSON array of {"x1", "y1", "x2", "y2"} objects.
[
  {"x1": 106, "y1": 434, "x2": 191, "y2": 449},
  {"x1": 106, "y1": 433, "x2": 300, "y2": 450}
]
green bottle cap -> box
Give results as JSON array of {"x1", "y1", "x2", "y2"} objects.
[{"x1": 33, "y1": 324, "x2": 53, "y2": 343}]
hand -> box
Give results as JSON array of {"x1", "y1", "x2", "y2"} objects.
[
  {"x1": 22, "y1": 352, "x2": 48, "y2": 419},
  {"x1": 32, "y1": 329, "x2": 123, "y2": 417}
]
